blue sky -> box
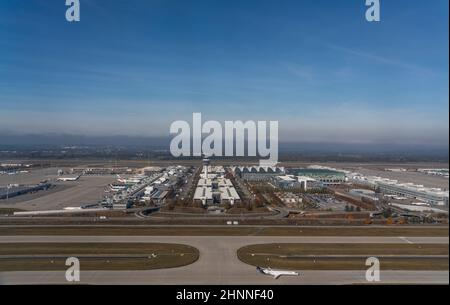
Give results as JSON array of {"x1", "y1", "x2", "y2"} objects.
[{"x1": 0, "y1": 0, "x2": 448, "y2": 145}]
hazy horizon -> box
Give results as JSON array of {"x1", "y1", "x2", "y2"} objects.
[{"x1": 0, "y1": 133, "x2": 448, "y2": 155}]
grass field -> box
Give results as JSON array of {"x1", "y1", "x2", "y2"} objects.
[
  {"x1": 0, "y1": 243, "x2": 199, "y2": 271},
  {"x1": 0, "y1": 226, "x2": 448, "y2": 236},
  {"x1": 238, "y1": 243, "x2": 449, "y2": 271}
]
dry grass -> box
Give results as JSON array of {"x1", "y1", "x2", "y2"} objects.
[
  {"x1": 0, "y1": 243, "x2": 199, "y2": 271},
  {"x1": 238, "y1": 243, "x2": 449, "y2": 270}
]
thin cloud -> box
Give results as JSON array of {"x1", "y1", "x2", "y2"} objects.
[
  {"x1": 284, "y1": 63, "x2": 315, "y2": 82},
  {"x1": 326, "y1": 44, "x2": 437, "y2": 76}
]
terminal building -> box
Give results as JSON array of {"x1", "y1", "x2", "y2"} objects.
[
  {"x1": 194, "y1": 186, "x2": 214, "y2": 206},
  {"x1": 349, "y1": 189, "x2": 379, "y2": 202},
  {"x1": 271, "y1": 175, "x2": 300, "y2": 189},
  {"x1": 71, "y1": 167, "x2": 132, "y2": 175},
  {"x1": 194, "y1": 161, "x2": 240, "y2": 206},
  {"x1": 232, "y1": 166, "x2": 285, "y2": 181},
  {"x1": 297, "y1": 176, "x2": 324, "y2": 190},
  {"x1": 271, "y1": 175, "x2": 323, "y2": 191},
  {"x1": 351, "y1": 175, "x2": 449, "y2": 206},
  {"x1": 286, "y1": 166, "x2": 346, "y2": 186}
]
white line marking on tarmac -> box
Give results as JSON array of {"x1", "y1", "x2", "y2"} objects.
[{"x1": 399, "y1": 236, "x2": 414, "y2": 244}]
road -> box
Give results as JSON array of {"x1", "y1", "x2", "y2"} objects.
[
  {"x1": 1, "y1": 224, "x2": 447, "y2": 228},
  {"x1": 0, "y1": 235, "x2": 448, "y2": 285}
]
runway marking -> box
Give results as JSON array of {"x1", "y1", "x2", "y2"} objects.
[{"x1": 399, "y1": 236, "x2": 414, "y2": 244}]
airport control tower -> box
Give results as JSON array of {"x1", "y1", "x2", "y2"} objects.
[{"x1": 202, "y1": 158, "x2": 210, "y2": 179}]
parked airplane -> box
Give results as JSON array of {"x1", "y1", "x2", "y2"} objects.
[
  {"x1": 57, "y1": 175, "x2": 81, "y2": 182},
  {"x1": 116, "y1": 175, "x2": 143, "y2": 184},
  {"x1": 256, "y1": 267, "x2": 300, "y2": 279},
  {"x1": 107, "y1": 184, "x2": 128, "y2": 192}
]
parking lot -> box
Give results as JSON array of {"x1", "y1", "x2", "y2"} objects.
[{"x1": 302, "y1": 194, "x2": 351, "y2": 211}]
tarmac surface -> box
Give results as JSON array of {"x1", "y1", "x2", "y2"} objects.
[
  {"x1": 0, "y1": 168, "x2": 61, "y2": 185},
  {"x1": 0, "y1": 176, "x2": 115, "y2": 211},
  {"x1": 0, "y1": 235, "x2": 448, "y2": 285}
]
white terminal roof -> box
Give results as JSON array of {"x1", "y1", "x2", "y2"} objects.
[
  {"x1": 194, "y1": 186, "x2": 213, "y2": 200},
  {"x1": 203, "y1": 165, "x2": 225, "y2": 173},
  {"x1": 296, "y1": 176, "x2": 317, "y2": 182},
  {"x1": 219, "y1": 187, "x2": 240, "y2": 200},
  {"x1": 198, "y1": 178, "x2": 213, "y2": 187},
  {"x1": 210, "y1": 166, "x2": 225, "y2": 173},
  {"x1": 218, "y1": 178, "x2": 234, "y2": 187},
  {"x1": 203, "y1": 173, "x2": 219, "y2": 179},
  {"x1": 275, "y1": 175, "x2": 297, "y2": 182}
]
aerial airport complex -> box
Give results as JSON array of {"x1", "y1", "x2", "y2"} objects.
[
  {"x1": 0, "y1": 159, "x2": 448, "y2": 284},
  {"x1": 2, "y1": 161, "x2": 448, "y2": 215}
]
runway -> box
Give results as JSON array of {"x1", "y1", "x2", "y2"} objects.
[{"x1": 0, "y1": 235, "x2": 448, "y2": 285}]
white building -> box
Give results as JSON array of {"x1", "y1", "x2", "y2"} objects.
[
  {"x1": 351, "y1": 174, "x2": 449, "y2": 206},
  {"x1": 232, "y1": 166, "x2": 285, "y2": 181},
  {"x1": 194, "y1": 186, "x2": 213, "y2": 206},
  {"x1": 194, "y1": 165, "x2": 240, "y2": 206},
  {"x1": 219, "y1": 186, "x2": 240, "y2": 205}
]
